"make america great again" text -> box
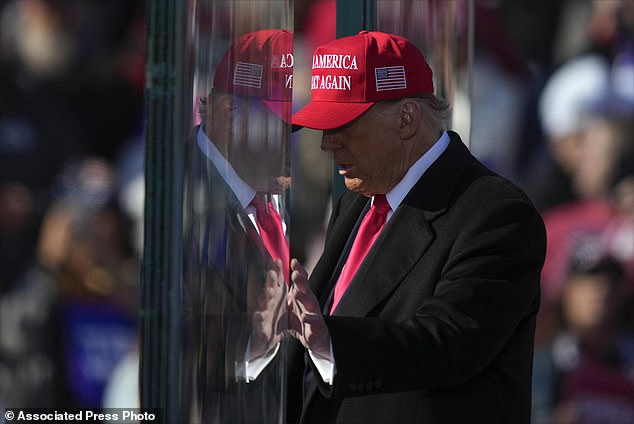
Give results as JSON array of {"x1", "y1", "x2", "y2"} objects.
[
  {"x1": 312, "y1": 54, "x2": 358, "y2": 70},
  {"x1": 311, "y1": 54, "x2": 358, "y2": 90}
]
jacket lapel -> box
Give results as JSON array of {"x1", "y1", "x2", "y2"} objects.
[
  {"x1": 309, "y1": 194, "x2": 369, "y2": 307},
  {"x1": 333, "y1": 202, "x2": 434, "y2": 316},
  {"x1": 332, "y1": 132, "x2": 473, "y2": 316}
]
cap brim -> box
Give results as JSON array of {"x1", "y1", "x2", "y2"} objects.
[{"x1": 292, "y1": 101, "x2": 374, "y2": 130}]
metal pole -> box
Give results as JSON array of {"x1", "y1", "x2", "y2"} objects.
[
  {"x1": 332, "y1": 0, "x2": 375, "y2": 202},
  {"x1": 140, "y1": 0, "x2": 187, "y2": 421}
]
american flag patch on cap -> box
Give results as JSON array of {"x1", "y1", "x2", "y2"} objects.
[
  {"x1": 233, "y1": 62, "x2": 263, "y2": 89},
  {"x1": 375, "y1": 66, "x2": 407, "y2": 91}
]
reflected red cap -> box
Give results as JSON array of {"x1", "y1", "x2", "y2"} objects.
[
  {"x1": 213, "y1": 29, "x2": 294, "y2": 124},
  {"x1": 292, "y1": 31, "x2": 434, "y2": 130}
]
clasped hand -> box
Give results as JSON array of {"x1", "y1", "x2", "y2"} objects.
[
  {"x1": 249, "y1": 259, "x2": 287, "y2": 360},
  {"x1": 249, "y1": 258, "x2": 331, "y2": 361},
  {"x1": 287, "y1": 258, "x2": 331, "y2": 360}
]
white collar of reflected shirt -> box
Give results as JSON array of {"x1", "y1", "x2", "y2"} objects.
[
  {"x1": 382, "y1": 131, "x2": 450, "y2": 221},
  {"x1": 197, "y1": 126, "x2": 256, "y2": 208},
  {"x1": 196, "y1": 126, "x2": 285, "y2": 232}
]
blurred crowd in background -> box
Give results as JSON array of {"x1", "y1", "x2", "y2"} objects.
[
  {"x1": 0, "y1": 0, "x2": 145, "y2": 411},
  {"x1": 467, "y1": 1, "x2": 634, "y2": 422},
  {"x1": 0, "y1": 0, "x2": 632, "y2": 422}
]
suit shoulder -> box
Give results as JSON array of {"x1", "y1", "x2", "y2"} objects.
[
  {"x1": 461, "y1": 158, "x2": 537, "y2": 209},
  {"x1": 451, "y1": 159, "x2": 545, "y2": 236}
]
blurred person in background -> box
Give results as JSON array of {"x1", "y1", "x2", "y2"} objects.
[
  {"x1": 538, "y1": 97, "x2": 633, "y2": 305},
  {"x1": 0, "y1": 182, "x2": 60, "y2": 409},
  {"x1": 517, "y1": 0, "x2": 633, "y2": 212},
  {"x1": 575, "y1": 111, "x2": 634, "y2": 289},
  {"x1": 573, "y1": 113, "x2": 633, "y2": 201},
  {"x1": 525, "y1": 54, "x2": 611, "y2": 213},
  {"x1": 38, "y1": 157, "x2": 139, "y2": 409},
  {"x1": 1, "y1": 157, "x2": 140, "y2": 409},
  {"x1": 532, "y1": 236, "x2": 634, "y2": 424}
]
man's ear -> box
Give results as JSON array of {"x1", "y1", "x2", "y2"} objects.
[
  {"x1": 209, "y1": 92, "x2": 234, "y2": 122},
  {"x1": 206, "y1": 93, "x2": 235, "y2": 148},
  {"x1": 398, "y1": 100, "x2": 421, "y2": 140}
]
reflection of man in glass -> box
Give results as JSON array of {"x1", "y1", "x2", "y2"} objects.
[{"x1": 184, "y1": 29, "x2": 292, "y2": 423}]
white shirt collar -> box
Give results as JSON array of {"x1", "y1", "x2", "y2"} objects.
[
  {"x1": 196, "y1": 126, "x2": 256, "y2": 209},
  {"x1": 381, "y1": 131, "x2": 450, "y2": 219}
]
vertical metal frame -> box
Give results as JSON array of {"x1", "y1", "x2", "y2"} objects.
[
  {"x1": 331, "y1": 0, "x2": 375, "y2": 202},
  {"x1": 336, "y1": 0, "x2": 374, "y2": 37},
  {"x1": 141, "y1": 0, "x2": 189, "y2": 421}
]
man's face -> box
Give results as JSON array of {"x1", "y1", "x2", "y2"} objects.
[
  {"x1": 225, "y1": 96, "x2": 290, "y2": 192},
  {"x1": 320, "y1": 102, "x2": 410, "y2": 197}
]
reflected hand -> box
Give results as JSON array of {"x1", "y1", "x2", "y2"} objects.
[
  {"x1": 288, "y1": 258, "x2": 330, "y2": 359},
  {"x1": 249, "y1": 259, "x2": 286, "y2": 360}
]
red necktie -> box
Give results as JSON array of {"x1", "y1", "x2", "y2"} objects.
[
  {"x1": 251, "y1": 193, "x2": 290, "y2": 283},
  {"x1": 330, "y1": 194, "x2": 390, "y2": 313}
]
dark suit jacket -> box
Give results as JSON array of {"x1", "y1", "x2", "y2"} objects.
[
  {"x1": 288, "y1": 132, "x2": 546, "y2": 424},
  {"x1": 183, "y1": 128, "x2": 287, "y2": 423}
]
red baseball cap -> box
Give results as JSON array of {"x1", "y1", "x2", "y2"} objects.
[
  {"x1": 292, "y1": 31, "x2": 434, "y2": 130},
  {"x1": 213, "y1": 29, "x2": 294, "y2": 124}
]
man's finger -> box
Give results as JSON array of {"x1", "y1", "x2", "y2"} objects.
[
  {"x1": 291, "y1": 271, "x2": 311, "y2": 295},
  {"x1": 291, "y1": 258, "x2": 308, "y2": 279},
  {"x1": 274, "y1": 258, "x2": 286, "y2": 285},
  {"x1": 292, "y1": 286, "x2": 322, "y2": 317},
  {"x1": 266, "y1": 269, "x2": 278, "y2": 287}
]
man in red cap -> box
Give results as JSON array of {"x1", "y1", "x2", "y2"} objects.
[
  {"x1": 183, "y1": 29, "x2": 292, "y2": 423},
  {"x1": 287, "y1": 31, "x2": 546, "y2": 423}
]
